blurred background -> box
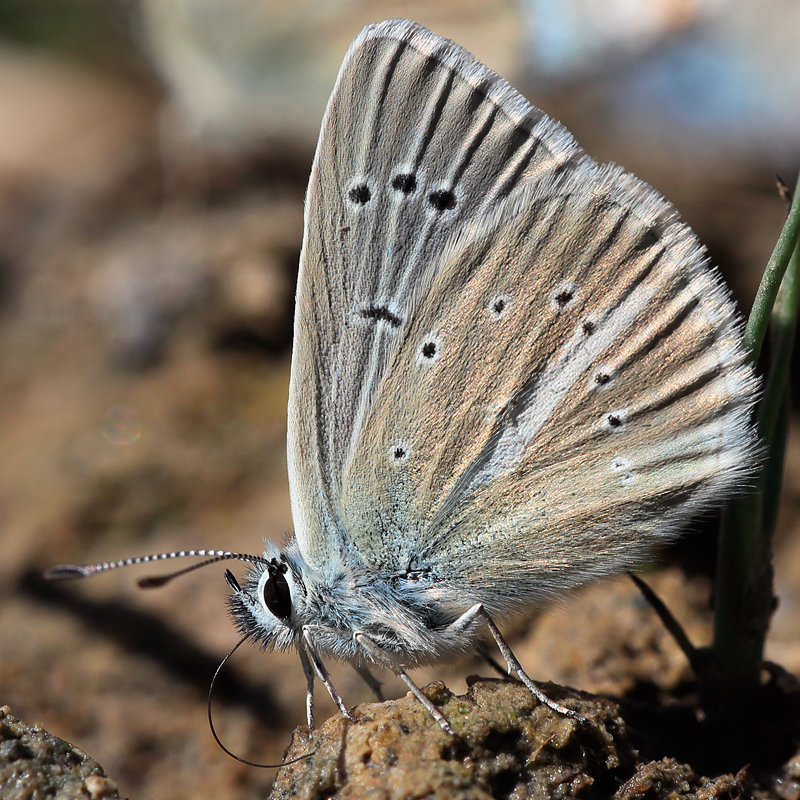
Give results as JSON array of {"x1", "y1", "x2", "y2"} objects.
[{"x1": 1, "y1": 1, "x2": 798, "y2": 797}]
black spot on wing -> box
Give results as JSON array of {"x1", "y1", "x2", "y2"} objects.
[
  {"x1": 359, "y1": 305, "x2": 402, "y2": 327},
  {"x1": 392, "y1": 173, "x2": 417, "y2": 194},
  {"x1": 348, "y1": 184, "x2": 371, "y2": 204},
  {"x1": 428, "y1": 189, "x2": 457, "y2": 211},
  {"x1": 421, "y1": 341, "x2": 437, "y2": 358},
  {"x1": 555, "y1": 289, "x2": 573, "y2": 306}
]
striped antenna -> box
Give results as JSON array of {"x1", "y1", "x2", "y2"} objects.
[{"x1": 43, "y1": 549, "x2": 270, "y2": 588}]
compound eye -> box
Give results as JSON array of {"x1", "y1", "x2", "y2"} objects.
[{"x1": 263, "y1": 570, "x2": 292, "y2": 620}]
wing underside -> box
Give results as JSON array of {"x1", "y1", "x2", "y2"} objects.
[{"x1": 287, "y1": 19, "x2": 758, "y2": 608}]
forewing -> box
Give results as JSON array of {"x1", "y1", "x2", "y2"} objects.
[{"x1": 287, "y1": 19, "x2": 584, "y2": 571}]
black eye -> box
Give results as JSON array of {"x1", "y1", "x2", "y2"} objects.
[{"x1": 263, "y1": 570, "x2": 292, "y2": 620}]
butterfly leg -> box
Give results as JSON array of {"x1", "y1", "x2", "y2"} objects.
[
  {"x1": 354, "y1": 632, "x2": 455, "y2": 736},
  {"x1": 297, "y1": 644, "x2": 316, "y2": 730},
  {"x1": 441, "y1": 606, "x2": 513, "y2": 676},
  {"x1": 471, "y1": 604, "x2": 583, "y2": 720},
  {"x1": 302, "y1": 628, "x2": 356, "y2": 722},
  {"x1": 352, "y1": 662, "x2": 385, "y2": 702}
]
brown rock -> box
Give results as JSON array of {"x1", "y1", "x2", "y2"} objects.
[
  {"x1": 0, "y1": 705, "x2": 122, "y2": 800},
  {"x1": 270, "y1": 678, "x2": 637, "y2": 800}
]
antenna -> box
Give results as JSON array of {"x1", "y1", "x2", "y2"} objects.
[{"x1": 44, "y1": 549, "x2": 269, "y2": 588}]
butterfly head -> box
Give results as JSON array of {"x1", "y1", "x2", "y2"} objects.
[{"x1": 226, "y1": 541, "x2": 306, "y2": 652}]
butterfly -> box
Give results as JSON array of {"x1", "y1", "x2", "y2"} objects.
[{"x1": 47, "y1": 18, "x2": 759, "y2": 740}]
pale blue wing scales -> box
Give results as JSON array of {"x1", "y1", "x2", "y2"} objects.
[
  {"x1": 287, "y1": 19, "x2": 583, "y2": 572},
  {"x1": 338, "y1": 148, "x2": 758, "y2": 611}
]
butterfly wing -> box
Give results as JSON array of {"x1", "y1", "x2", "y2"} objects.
[
  {"x1": 288, "y1": 18, "x2": 584, "y2": 572},
  {"x1": 288, "y1": 19, "x2": 759, "y2": 608}
]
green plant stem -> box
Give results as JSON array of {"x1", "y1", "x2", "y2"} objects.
[
  {"x1": 758, "y1": 240, "x2": 800, "y2": 448},
  {"x1": 743, "y1": 174, "x2": 800, "y2": 362},
  {"x1": 711, "y1": 173, "x2": 800, "y2": 706},
  {"x1": 759, "y1": 397, "x2": 789, "y2": 556}
]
